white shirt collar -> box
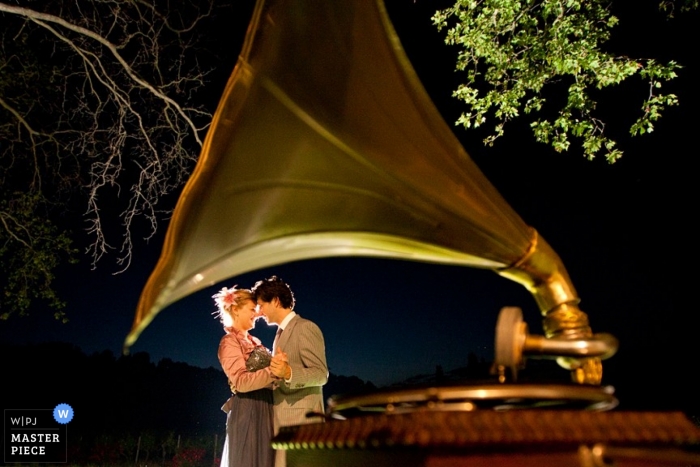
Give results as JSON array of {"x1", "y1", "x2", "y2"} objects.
[{"x1": 278, "y1": 311, "x2": 296, "y2": 330}]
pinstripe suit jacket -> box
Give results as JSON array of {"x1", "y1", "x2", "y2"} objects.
[{"x1": 273, "y1": 314, "x2": 328, "y2": 429}]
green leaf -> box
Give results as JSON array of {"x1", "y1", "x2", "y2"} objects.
[{"x1": 435, "y1": 0, "x2": 684, "y2": 162}]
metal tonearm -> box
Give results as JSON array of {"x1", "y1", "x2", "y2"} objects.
[{"x1": 494, "y1": 307, "x2": 619, "y2": 382}]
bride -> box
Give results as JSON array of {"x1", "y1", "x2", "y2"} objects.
[{"x1": 214, "y1": 286, "x2": 280, "y2": 467}]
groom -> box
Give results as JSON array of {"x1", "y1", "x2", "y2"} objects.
[{"x1": 252, "y1": 276, "x2": 328, "y2": 467}]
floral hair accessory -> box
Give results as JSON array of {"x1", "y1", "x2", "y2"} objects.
[{"x1": 213, "y1": 286, "x2": 239, "y2": 314}]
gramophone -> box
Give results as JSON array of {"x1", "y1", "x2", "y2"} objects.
[{"x1": 126, "y1": 0, "x2": 700, "y2": 465}]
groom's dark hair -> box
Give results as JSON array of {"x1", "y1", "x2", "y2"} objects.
[{"x1": 252, "y1": 275, "x2": 296, "y2": 310}]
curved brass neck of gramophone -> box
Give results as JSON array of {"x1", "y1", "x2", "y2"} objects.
[{"x1": 497, "y1": 229, "x2": 606, "y2": 384}]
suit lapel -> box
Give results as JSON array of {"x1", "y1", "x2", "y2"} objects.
[{"x1": 278, "y1": 314, "x2": 298, "y2": 353}]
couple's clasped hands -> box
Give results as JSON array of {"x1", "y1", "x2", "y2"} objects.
[{"x1": 270, "y1": 351, "x2": 291, "y2": 380}]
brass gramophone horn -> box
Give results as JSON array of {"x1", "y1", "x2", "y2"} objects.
[{"x1": 126, "y1": 0, "x2": 612, "y2": 384}]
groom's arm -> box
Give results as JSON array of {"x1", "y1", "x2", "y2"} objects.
[{"x1": 284, "y1": 320, "x2": 328, "y2": 389}]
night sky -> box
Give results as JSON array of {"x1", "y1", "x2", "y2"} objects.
[{"x1": 1, "y1": 0, "x2": 696, "y2": 409}]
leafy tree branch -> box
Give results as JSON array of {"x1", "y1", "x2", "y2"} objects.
[
  {"x1": 1, "y1": 193, "x2": 77, "y2": 321},
  {"x1": 433, "y1": 0, "x2": 684, "y2": 162}
]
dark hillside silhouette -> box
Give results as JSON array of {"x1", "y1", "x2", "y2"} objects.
[{"x1": 1, "y1": 343, "x2": 378, "y2": 437}]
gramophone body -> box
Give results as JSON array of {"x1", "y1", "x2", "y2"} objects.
[{"x1": 127, "y1": 0, "x2": 700, "y2": 465}]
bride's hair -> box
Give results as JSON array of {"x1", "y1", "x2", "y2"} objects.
[
  {"x1": 212, "y1": 286, "x2": 254, "y2": 326},
  {"x1": 230, "y1": 290, "x2": 254, "y2": 310}
]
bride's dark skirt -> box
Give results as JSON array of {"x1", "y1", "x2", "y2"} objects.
[{"x1": 221, "y1": 388, "x2": 274, "y2": 467}]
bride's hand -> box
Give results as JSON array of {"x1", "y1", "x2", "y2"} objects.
[
  {"x1": 271, "y1": 351, "x2": 288, "y2": 366},
  {"x1": 270, "y1": 351, "x2": 290, "y2": 378}
]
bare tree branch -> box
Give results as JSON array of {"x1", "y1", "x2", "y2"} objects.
[
  {"x1": 0, "y1": 4, "x2": 206, "y2": 146},
  {"x1": 0, "y1": 0, "x2": 220, "y2": 318}
]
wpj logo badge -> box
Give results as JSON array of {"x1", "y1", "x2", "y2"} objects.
[
  {"x1": 53, "y1": 404, "x2": 74, "y2": 424},
  {"x1": 4, "y1": 404, "x2": 72, "y2": 463}
]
